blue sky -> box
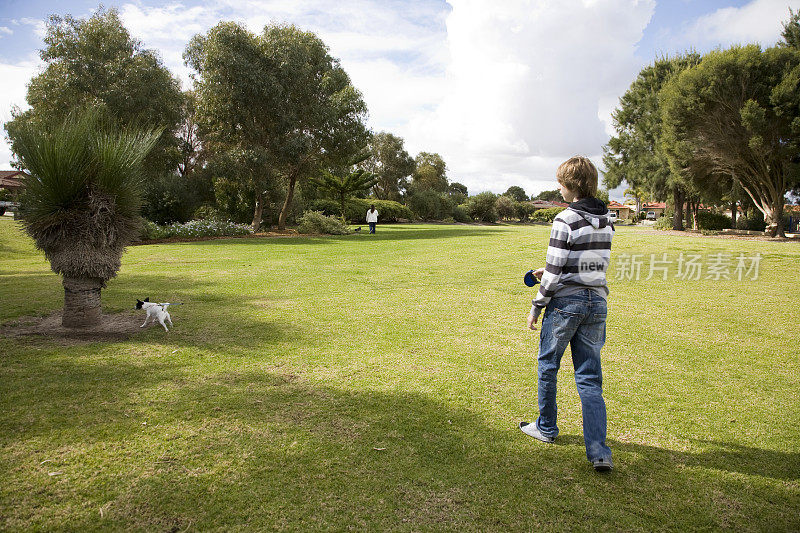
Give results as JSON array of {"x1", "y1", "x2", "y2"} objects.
[{"x1": 0, "y1": 0, "x2": 795, "y2": 198}]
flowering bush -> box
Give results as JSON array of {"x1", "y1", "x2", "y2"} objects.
[{"x1": 141, "y1": 219, "x2": 253, "y2": 240}]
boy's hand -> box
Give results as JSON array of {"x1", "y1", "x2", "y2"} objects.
[
  {"x1": 533, "y1": 267, "x2": 544, "y2": 280},
  {"x1": 527, "y1": 312, "x2": 539, "y2": 330}
]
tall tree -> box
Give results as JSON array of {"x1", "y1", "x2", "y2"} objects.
[
  {"x1": 12, "y1": 110, "x2": 159, "y2": 327},
  {"x1": 602, "y1": 54, "x2": 700, "y2": 230},
  {"x1": 781, "y1": 7, "x2": 800, "y2": 49},
  {"x1": 504, "y1": 186, "x2": 528, "y2": 202},
  {"x1": 533, "y1": 189, "x2": 562, "y2": 202},
  {"x1": 362, "y1": 132, "x2": 415, "y2": 201},
  {"x1": 412, "y1": 152, "x2": 448, "y2": 193},
  {"x1": 661, "y1": 45, "x2": 800, "y2": 237},
  {"x1": 177, "y1": 91, "x2": 203, "y2": 179},
  {"x1": 4, "y1": 8, "x2": 183, "y2": 176},
  {"x1": 185, "y1": 22, "x2": 369, "y2": 231}
]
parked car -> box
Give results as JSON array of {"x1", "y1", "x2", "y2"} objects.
[
  {"x1": 646, "y1": 211, "x2": 656, "y2": 220},
  {"x1": 608, "y1": 212, "x2": 617, "y2": 223}
]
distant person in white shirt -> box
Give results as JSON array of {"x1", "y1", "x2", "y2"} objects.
[{"x1": 366, "y1": 205, "x2": 378, "y2": 233}]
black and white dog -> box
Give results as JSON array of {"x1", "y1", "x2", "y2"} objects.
[{"x1": 135, "y1": 298, "x2": 181, "y2": 331}]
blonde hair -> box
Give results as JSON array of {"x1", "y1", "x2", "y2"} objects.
[{"x1": 556, "y1": 156, "x2": 598, "y2": 199}]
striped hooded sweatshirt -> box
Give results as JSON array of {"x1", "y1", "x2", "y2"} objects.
[{"x1": 530, "y1": 197, "x2": 614, "y2": 320}]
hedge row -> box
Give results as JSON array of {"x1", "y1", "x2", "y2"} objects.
[{"x1": 309, "y1": 198, "x2": 412, "y2": 223}]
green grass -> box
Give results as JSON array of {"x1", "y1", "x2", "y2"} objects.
[{"x1": 1, "y1": 217, "x2": 798, "y2": 531}]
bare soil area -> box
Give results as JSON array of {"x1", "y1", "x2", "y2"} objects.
[
  {"x1": 1, "y1": 310, "x2": 146, "y2": 345},
  {"x1": 639, "y1": 229, "x2": 800, "y2": 242}
]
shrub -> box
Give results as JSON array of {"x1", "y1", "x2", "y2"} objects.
[
  {"x1": 0, "y1": 188, "x2": 12, "y2": 201},
  {"x1": 452, "y1": 204, "x2": 472, "y2": 223},
  {"x1": 696, "y1": 211, "x2": 731, "y2": 230},
  {"x1": 654, "y1": 216, "x2": 673, "y2": 230},
  {"x1": 193, "y1": 205, "x2": 225, "y2": 221},
  {"x1": 309, "y1": 198, "x2": 412, "y2": 223},
  {"x1": 407, "y1": 189, "x2": 445, "y2": 220},
  {"x1": 530, "y1": 207, "x2": 565, "y2": 223},
  {"x1": 297, "y1": 210, "x2": 351, "y2": 235},
  {"x1": 464, "y1": 192, "x2": 498, "y2": 223},
  {"x1": 142, "y1": 174, "x2": 200, "y2": 224},
  {"x1": 735, "y1": 211, "x2": 767, "y2": 231},
  {"x1": 141, "y1": 219, "x2": 253, "y2": 240},
  {"x1": 495, "y1": 195, "x2": 516, "y2": 220},
  {"x1": 515, "y1": 201, "x2": 536, "y2": 222}
]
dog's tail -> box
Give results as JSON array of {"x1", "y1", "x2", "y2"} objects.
[{"x1": 160, "y1": 302, "x2": 183, "y2": 308}]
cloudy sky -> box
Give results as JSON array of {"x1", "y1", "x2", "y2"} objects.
[{"x1": 0, "y1": 0, "x2": 795, "y2": 199}]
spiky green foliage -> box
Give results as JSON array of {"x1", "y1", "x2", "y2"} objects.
[
  {"x1": 311, "y1": 169, "x2": 378, "y2": 219},
  {"x1": 13, "y1": 109, "x2": 160, "y2": 282}
]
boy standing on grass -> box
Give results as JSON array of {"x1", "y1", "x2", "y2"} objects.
[{"x1": 519, "y1": 156, "x2": 615, "y2": 472}]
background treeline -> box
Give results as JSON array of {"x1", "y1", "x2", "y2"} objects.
[
  {"x1": 603, "y1": 8, "x2": 800, "y2": 238},
  {"x1": 2, "y1": 8, "x2": 582, "y2": 233}
]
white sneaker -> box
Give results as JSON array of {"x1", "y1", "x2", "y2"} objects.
[{"x1": 518, "y1": 421, "x2": 555, "y2": 443}]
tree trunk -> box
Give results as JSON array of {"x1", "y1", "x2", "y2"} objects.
[
  {"x1": 62, "y1": 276, "x2": 103, "y2": 328},
  {"x1": 692, "y1": 201, "x2": 699, "y2": 230},
  {"x1": 684, "y1": 200, "x2": 691, "y2": 229},
  {"x1": 278, "y1": 174, "x2": 297, "y2": 231},
  {"x1": 730, "y1": 201, "x2": 737, "y2": 228},
  {"x1": 765, "y1": 200, "x2": 786, "y2": 238},
  {"x1": 673, "y1": 188, "x2": 685, "y2": 230},
  {"x1": 252, "y1": 189, "x2": 264, "y2": 233}
]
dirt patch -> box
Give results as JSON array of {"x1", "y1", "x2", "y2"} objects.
[
  {"x1": 2, "y1": 310, "x2": 146, "y2": 345},
  {"x1": 639, "y1": 229, "x2": 800, "y2": 242}
]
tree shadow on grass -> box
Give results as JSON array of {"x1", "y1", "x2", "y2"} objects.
[{"x1": 3, "y1": 364, "x2": 798, "y2": 531}]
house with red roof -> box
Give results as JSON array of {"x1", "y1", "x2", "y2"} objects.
[
  {"x1": 0, "y1": 170, "x2": 28, "y2": 199},
  {"x1": 642, "y1": 202, "x2": 668, "y2": 218},
  {"x1": 607, "y1": 201, "x2": 633, "y2": 220},
  {"x1": 531, "y1": 200, "x2": 569, "y2": 209}
]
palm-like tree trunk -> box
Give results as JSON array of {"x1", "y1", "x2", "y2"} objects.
[{"x1": 62, "y1": 276, "x2": 103, "y2": 328}]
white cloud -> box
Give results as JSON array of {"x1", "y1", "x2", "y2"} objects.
[
  {"x1": 18, "y1": 18, "x2": 46, "y2": 39},
  {"x1": 0, "y1": 56, "x2": 40, "y2": 169},
  {"x1": 399, "y1": 0, "x2": 655, "y2": 196},
  {"x1": 3, "y1": 0, "x2": 656, "y2": 199},
  {"x1": 0, "y1": 27, "x2": 13, "y2": 37},
  {"x1": 683, "y1": 0, "x2": 791, "y2": 48}
]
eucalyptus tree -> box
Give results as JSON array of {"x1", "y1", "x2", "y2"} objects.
[
  {"x1": 4, "y1": 8, "x2": 183, "y2": 176},
  {"x1": 412, "y1": 152, "x2": 449, "y2": 193},
  {"x1": 661, "y1": 45, "x2": 800, "y2": 237},
  {"x1": 12, "y1": 110, "x2": 159, "y2": 327},
  {"x1": 361, "y1": 132, "x2": 415, "y2": 201},
  {"x1": 185, "y1": 22, "x2": 369, "y2": 231},
  {"x1": 504, "y1": 186, "x2": 528, "y2": 202}
]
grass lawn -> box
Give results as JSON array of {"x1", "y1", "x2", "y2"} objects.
[{"x1": 1, "y1": 217, "x2": 798, "y2": 531}]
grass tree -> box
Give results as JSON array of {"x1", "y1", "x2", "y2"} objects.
[
  {"x1": 11, "y1": 110, "x2": 159, "y2": 327},
  {"x1": 312, "y1": 169, "x2": 378, "y2": 221}
]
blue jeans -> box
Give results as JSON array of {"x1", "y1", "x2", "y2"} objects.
[
  {"x1": 535, "y1": 290, "x2": 612, "y2": 462},
  {"x1": 369, "y1": 222, "x2": 376, "y2": 233}
]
